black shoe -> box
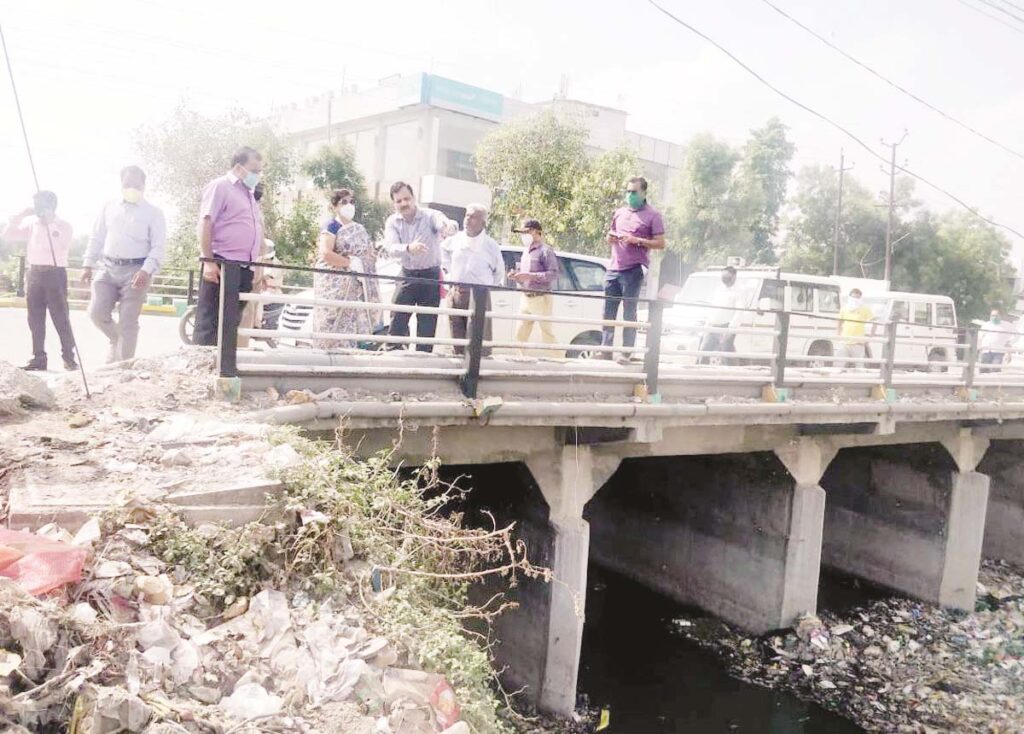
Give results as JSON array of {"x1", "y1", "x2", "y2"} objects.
[
  {"x1": 23, "y1": 358, "x2": 47, "y2": 371},
  {"x1": 63, "y1": 357, "x2": 78, "y2": 371}
]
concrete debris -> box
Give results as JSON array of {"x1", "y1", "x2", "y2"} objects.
[
  {"x1": 0, "y1": 361, "x2": 54, "y2": 415},
  {"x1": 674, "y1": 560, "x2": 1024, "y2": 732}
]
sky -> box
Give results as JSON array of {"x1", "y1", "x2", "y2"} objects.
[{"x1": 2, "y1": 0, "x2": 1023, "y2": 263}]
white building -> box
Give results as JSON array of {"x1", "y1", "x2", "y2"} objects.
[{"x1": 273, "y1": 72, "x2": 683, "y2": 223}]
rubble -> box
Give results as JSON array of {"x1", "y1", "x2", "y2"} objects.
[
  {"x1": 0, "y1": 360, "x2": 55, "y2": 415},
  {"x1": 673, "y1": 561, "x2": 1024, "y2": 732}
]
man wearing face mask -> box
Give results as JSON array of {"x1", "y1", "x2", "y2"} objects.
[
  {"x1": 510, "y1": 218, "x2": 559, "y2": 350},
  {"x1": 82, "y1": 166, "x2": 166, "y2": 362},
  {"x1": 600, "y1": 176, "x2": 665, "y2": 359},
  {"x1": 4, "y1": 190, "x2": 76, "y2": 371},
  {"x1": 441, "y1": 204, "x2": 502, "y2": 356},
  {"x1": 192, "y1": 146, "x2": 264, "y2": 346},
  {"x1": 698, "y1": 266, "x2": 742, "y2": 364},
  {"x1": 836, "y1": 288, "x2": 875, "y2": 367},
  {"x1": 980, "y1": 309, "x2": 1015, "y2": 372}
]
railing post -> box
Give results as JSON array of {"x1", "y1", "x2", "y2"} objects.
[
  {"x1": 217, "y1": 261, "x2": 240, "y2": 378},
  {"x1": 16, "y1": 255, "x2": 26, "y2": 297},
  {"x1": 643, "y1": 299, "x2": 665, "y2": 397},
  {"x1": 459, "y1": 285, "x2": 488, "y2": 399},
  {"x1": 772, "y1": 310, "x2": 790, "y2": 387},
  {"x1": 965, "y1": 327, "x2": 979, "y2": 389},
  {"x1": 881, "y1": 320, "x2": 897, "y2": 390},
  {"x1": 187, "y1": 268, "x2": 196, "y2": 305}
]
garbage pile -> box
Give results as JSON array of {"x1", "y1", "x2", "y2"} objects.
[
  {"x1": 673, "y1": 561, "x2": 1024, "y2": 733},
  {"x1": 0, "y1": 516, "x2": 468, "y2": 733}
]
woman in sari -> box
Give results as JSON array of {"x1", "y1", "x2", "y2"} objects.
[{"x1": 313, "y1": 188, "x2": 380, "y2": 349}]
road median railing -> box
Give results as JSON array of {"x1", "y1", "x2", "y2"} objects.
[{"x1": 208, "y1": 257, "x2": 1016, "y2": 401}]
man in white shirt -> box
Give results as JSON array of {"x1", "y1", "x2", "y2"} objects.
[
  {"x1": 980, "y1": 309, "x2": 1015, "y2": 372},
  {"x1": 441, "y1": 204, "x2": 502, "y2": 356},
  {"x1": 699, "y1": 266, "x2": 742, "y2": 364}
]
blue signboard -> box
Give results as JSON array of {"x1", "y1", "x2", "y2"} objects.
[{"x1": 420, "y1": 74, "x2": 504, "y2": 120}]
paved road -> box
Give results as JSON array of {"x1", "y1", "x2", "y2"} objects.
[{"x1": 0, "y1": 307, "x2": 183, "y2": 373}]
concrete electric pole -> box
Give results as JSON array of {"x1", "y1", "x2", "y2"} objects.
[
  {"x1": 882, "y1": 131, "x2": 908, "y2": 284},
  {"x1": 832, "y1": 150, "x2": 855, "y2": 275}
]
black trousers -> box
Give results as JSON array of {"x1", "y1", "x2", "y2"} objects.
[
  {"x1": 388, "y1": 267, "x2": 441, "y2": 352},
  {"x1": 26, "y1": 265, "x2": 75, "y2": 362},
  {"x1": 193, "y1": 263, "x2": 255, "y2": 346}
]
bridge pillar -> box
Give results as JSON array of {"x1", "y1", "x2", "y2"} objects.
[
  {"x1": 524, "y1": 446, "x2": 621, "y2": 716},
  {"x1": 586, "y1": 442, "x2": 831, "y2": 634},
  {"x1": 821, "y1": 437, "x2": 989, "y2": 611},
  {"x1": 977, "y1": 439, "x2": 1024, "y2": 565}
]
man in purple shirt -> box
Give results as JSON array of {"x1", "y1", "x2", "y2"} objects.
[
  {"x1": 599, "y1": 176, "x2": 665, "y2": 357},
  {"x1": 509, "y1": 218, "x2": 559, "y2": 348},
  {"x1": 193, "y1": 146, "x2": 264, "y2": 346}
]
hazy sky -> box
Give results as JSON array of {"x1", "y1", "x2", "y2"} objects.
[{"x1": 2, "y1": 0, "x2": 1023, "y2": 262}]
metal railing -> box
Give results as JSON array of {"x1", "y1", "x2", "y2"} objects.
[{"x1": 208, "y1": 257, "x2": 1024, "y2": 399}]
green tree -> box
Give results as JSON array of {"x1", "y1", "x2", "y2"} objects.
[
  {"x1": 301, "y1": 142, "x2": 390, "y2": 242},
  {"x1": 566, "y1": 147, "x2": 641, "y2": 254},
  {"x1": 134, "y1": 104, "x2": 295, "y2": 269},
  {"x1": 666, "y1": 133, "x2": 742, "y2": 267},
  {"x1": 736, "y1": 118, "x2": 795, "y2": 264},
  {"x1": 475, "y1": 111, "x2": 588, "y2": 242}
]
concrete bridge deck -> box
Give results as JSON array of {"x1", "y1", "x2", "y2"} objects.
[{"x1": 234, "y1": 348, "x2": 1024, "y2": 716}]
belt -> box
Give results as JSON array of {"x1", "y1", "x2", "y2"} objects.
[
  {"x1": 28, "y1": 263, "x2": 65, "y2": 270},
  {"x1": 104, "y1": 257, "x2": 146, "y2": 266},
  {"x1": 402, "y1": 266, "x2": 440, "y2": 275},
  {"x1": 525, "y1": 291, "x2": 551, "y2": 298}
]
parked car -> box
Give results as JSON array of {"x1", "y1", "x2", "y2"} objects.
[
  {"x1": 862, "y1": 292, "x2": 959, "y2": 370},
  {"x1": 656, "y1": 266, "x2": 846, "y2": 365},
  {"x1": 277, "y1": 246, "x2": 610, "y2": 357}
]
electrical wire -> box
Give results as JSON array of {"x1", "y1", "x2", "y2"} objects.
[
  {"x1": 991, "y1": 0, "x2": 1024, "y2": 15},
  {"x1": 976, "y1": 0, "x2": 1024, "y2": 25},
  {"x1": 760, "y1": 0, "x2": 1024, "y2": 162},
  {"x1": 953, "y1": 0, "x2": 1024, "y2": 34},
  {"x1": 645, "y1": 0, "x2": 1024, "y2": 241}
]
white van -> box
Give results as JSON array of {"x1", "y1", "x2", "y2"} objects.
[
  {"x1": 277, "y1": 246, "x2": 610, "y2": 358},
  {"x1": 861, "y1": 291, "x2": 959, "y2": 370},
  {"x1": 658, "y1": 267, "x2": 845, "y2": 365}
]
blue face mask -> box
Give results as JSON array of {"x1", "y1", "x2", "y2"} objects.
[{"x1": 243, "y1": 171, "x2": 261, "y2": 189}]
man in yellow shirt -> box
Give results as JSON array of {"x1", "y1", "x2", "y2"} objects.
[{"x1": 836, "y1": 288, "x2": 875, "y2": 368}]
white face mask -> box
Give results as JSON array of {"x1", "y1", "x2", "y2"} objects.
[
  {"x1": 337, "y1": 203, "x2": 355, "y2": 220},
  {"x1": 520, "y1": 233, "x2": 534, "y2": 247},
  {"x1": 847, "y1": 297, "x2": 862, "y2": 309}
]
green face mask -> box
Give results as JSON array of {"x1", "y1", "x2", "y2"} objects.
[{"x1": 626, "y1": 191, "x2": 645, "y2": 209}]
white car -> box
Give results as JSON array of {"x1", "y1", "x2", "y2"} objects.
[{"x1": 277, "y1": 246, "x2": 610, "y2": 358}]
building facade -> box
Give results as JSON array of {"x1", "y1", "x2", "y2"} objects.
[{"x1": 273, "y1": 73, "x2": 683, "y2": 225}]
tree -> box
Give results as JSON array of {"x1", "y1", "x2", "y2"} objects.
[
  {"x1": 134, "y1": 104, "x2": 296, "y2": 269},
  {"x1": 475, "y1": 111, "x2": 588, "y2": 243},
  {"x1": 566, "y1": 147, "x2": 641, "y2": 255},
  {"x1": 735, "y1": 118, "x2": 795, "y2": 264},
  {"x1": 301, "y1": 142, "x2": 390, "y2": 242}
]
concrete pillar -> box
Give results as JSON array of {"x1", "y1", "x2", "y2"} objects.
[
  {"x1": 524, "y1": 446, "x2": 621, "y2": 715},
  {"x1": 977, "y1": 439, "x2": 1024, "y2": 565},
  {"x1": 585, "y1": 439, "x2": 833, "y2": 634},
  {"x1": 821, "y1": 436, "x2": 989, "y2": 611}
]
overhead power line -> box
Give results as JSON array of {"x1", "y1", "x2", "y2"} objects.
[
  {"x1": 953, "y1": 0, "x2": 1024, "y2": 35},
  {"x1": 760, "y1": 0, "x2": 1024, "y2": 162},
  {"x1": 976, "y1": 0, "x2": 1024, "y2": 25},
  {"x1": 992, "y1": 0, "x2": 1024, "y2": 15},
  {"x1": 644, "y1": 0, "x2": 1024, "y2": 241}
]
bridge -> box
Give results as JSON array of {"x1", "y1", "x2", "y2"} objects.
[{"x1": 213, "y1": 260, "x2": 1024, "y2": 715}]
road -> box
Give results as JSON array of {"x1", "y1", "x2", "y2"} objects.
[{"x1": 0, "y1": 307, "x2": 183, "y2": 372}]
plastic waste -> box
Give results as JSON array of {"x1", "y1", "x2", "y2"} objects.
[{"x1": 0, "y1": 528, "x2": 87, "y2": 595}]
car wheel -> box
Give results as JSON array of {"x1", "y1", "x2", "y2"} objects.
[
  {"x1": 808, "y1": 340, "x2": 834, "y2": 368},
  {"x1": 927, "y1": 349, "x2": 948, "y2": 373},
  {"x1": 567, "y1": 331, "x2": 603, "y2": 359},
  {"x1": 179, "y1": 306, "x2": 197, "y2": 345}
]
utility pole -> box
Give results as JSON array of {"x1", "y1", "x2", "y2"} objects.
[
  {"x1": 832, "y1": 149, "x2": 854, "y2": 275},
  {"x1": 882, "y1": 131, "x2": 908, "y2": 284}
]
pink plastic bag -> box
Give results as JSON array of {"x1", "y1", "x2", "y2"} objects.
[{"x1": 0, "y1": 528, "x2": 87, "y2": 595}]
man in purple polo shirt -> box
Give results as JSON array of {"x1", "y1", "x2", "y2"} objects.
[
  {"x1": 599, "y1": 176, "x2": 665, "y2": 358},
  {"x1": 193, "y1": 146, "x2": 264, "y2": 346}
]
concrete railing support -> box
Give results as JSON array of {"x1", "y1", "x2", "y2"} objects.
[{"x1": 523, "y1": 446, "x2": 621, "y2": 716}]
